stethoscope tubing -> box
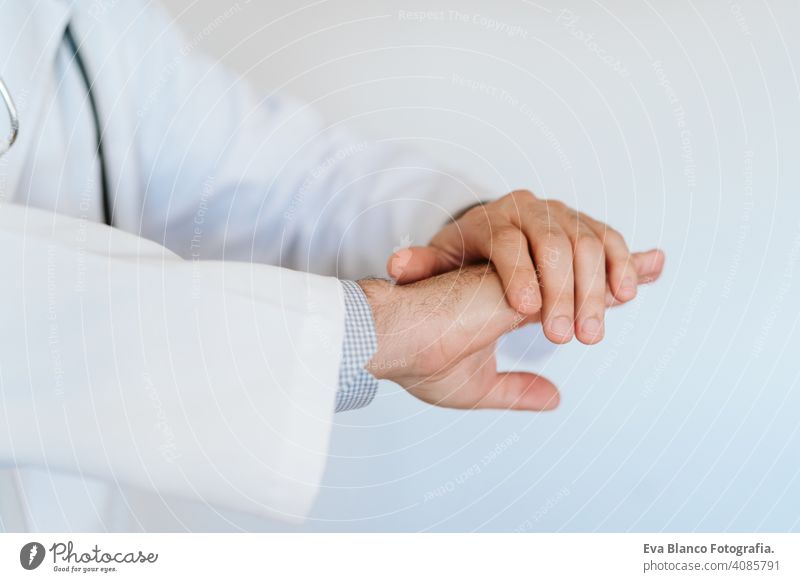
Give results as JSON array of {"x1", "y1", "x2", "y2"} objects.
[{"x1": 0, "y1": 26, "x2": 111, "y2": 226}]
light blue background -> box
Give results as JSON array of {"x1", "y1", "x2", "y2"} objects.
[{"x1": 163, "y1": 0, "x2": 800, "y2": 531}]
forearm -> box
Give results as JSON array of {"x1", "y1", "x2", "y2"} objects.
[
  {"x1": 125, "y1": 1, "x2": 482, "y2": 278},
  {"x1": 286, "y1": 143, "x2": 483, "y2": 280},
  {"x1": 0, "y1": 204, "x2": 341, "y2": 521}
]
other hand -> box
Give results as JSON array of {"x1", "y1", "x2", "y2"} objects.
[
  {"x1": 387, "y1": 190, "x2": 665, "y2": 345},
  {"x1": 359, "y1": 260, "x2": 658, "y2": 412}
]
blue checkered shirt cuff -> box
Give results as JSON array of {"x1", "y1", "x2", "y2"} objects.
[{"x1": 336, "y1": 280, "x2": 379, "y2": 412}]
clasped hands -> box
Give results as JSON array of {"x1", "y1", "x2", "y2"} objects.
[{"x1": 359, "y1": 190, "x2": 665, "y2": 412}]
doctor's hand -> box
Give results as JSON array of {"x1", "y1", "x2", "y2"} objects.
[
  {"x1": 358, "y1": 258, "x2": 661, "y2": 412},
  {"x1": 387, "y1": 190, "x2": 665, "y2": 345}
]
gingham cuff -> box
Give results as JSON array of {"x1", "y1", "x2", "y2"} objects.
[{"x1": 336, "y1": 280, "x2": 379, "y2": 412}]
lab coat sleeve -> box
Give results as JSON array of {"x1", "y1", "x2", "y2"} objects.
[
  {"x1": 0, "y1": 203, "x2": 341, "y2": 522},
  {"x1": 107, "y1": 2, "x2": 481, "y2": 279}
]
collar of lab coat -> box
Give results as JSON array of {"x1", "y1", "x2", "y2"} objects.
[{"x1": 0, "y1": 0, "x2": 71, "y2": 200}]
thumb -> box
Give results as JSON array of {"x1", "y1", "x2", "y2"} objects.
[
  {"x1": 476, "y1": 372, "x2": 560, "y2": 412},
  {"x1": 387, "y1": 246, "x2": 459, "y2": 283}
]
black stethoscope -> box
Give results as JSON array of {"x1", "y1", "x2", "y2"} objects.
[{"x1": 0, "y1": 25, "x2": 112, "y2": 226}]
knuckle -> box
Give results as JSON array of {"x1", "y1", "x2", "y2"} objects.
[
  {"x1": 513, "y1": 266, "x2": 538, "y2": 282},
  {"x1": 552, "y1": 290, "x2": 575, "y2": 308},
  {"x1": 544, "y1": 198, "x2": 566, "y2": 211},
  {"x1": 492, "y1": 227, "x2": 523, "y2": 249},
  {"x1": 521, "y1": 262, "x2": 539, "y2": 274},
  {"x1": 573, "y1": 233, "x2": 604, "y2": 257},
  {"x1": 503, "y1": 190, "x2": 535, "y2": 215},
  {"x1": 510, "y1": 189, "x2": 534, "y2": 201},
  {"x1": 601, "y1": 227, "x2": 627, "y2": 249},
  {"x1": 536, "y1": 237, "x2": 571, "y2": 270},
  {"x1": 536, "y1": 222, "x2": 567, "y2": 241},
  {"x1": 584, "y1": 288, "x2": 607, "y2": 305}
]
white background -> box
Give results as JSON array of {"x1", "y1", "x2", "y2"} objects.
[{"x1": 158, "y1": 0, "x2": 800, "y2": 532}]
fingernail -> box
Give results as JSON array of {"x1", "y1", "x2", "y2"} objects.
[
  {"x1": 549, "y1": 316, "x2": 573, "y2": 338},
  {"x1": 581, "y1": 317, "x2": 603, "y2": 337}
]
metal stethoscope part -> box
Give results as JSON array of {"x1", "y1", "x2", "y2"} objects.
[{"x1": 0, "y1": 76, "x2": 20, "y2": 158}]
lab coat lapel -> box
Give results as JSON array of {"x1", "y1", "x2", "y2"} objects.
[
  {"x1": 0, "y1": 0, "x2": 71, "y2": 532},
  {"x1": 0, "y1": 0, "x2": 71, "y2": 201}
]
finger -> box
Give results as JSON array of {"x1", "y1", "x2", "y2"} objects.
[
  {"x1": 388, "y1": 206, "x2": 486, "y2": 283},
  {"x1": 477, "y1": 372, "x2": 560, "y2": 411},
  {"x1": 482, "y1": 227, "x2": 541, "y2": 314},
  {"x1": 633, "y1": 248, "x2": 666, "y2": 282},
  {"x1": 565, "y1": 221, "x2": 607, "y2": 344},
  {"x1": 604, "y1": 249, "x2": 666, "y2": 306},
  {"x1": 527, "y1": 220, "x2": 575, "y2": 343},
  {"x1": 581, "y1": 214, "x2": 637, "y2": 304},
  {"x1": 386, "y1": 246, "x2": 458, "y2": 283}
]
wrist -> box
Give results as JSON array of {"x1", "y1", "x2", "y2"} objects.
[{"x1": 357, "y1": 278, "x2": 409, "y2": 382}]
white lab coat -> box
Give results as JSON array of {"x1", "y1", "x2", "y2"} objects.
[{"x1": 0, "y1": 0, "x2": 476, "y2": 531}]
